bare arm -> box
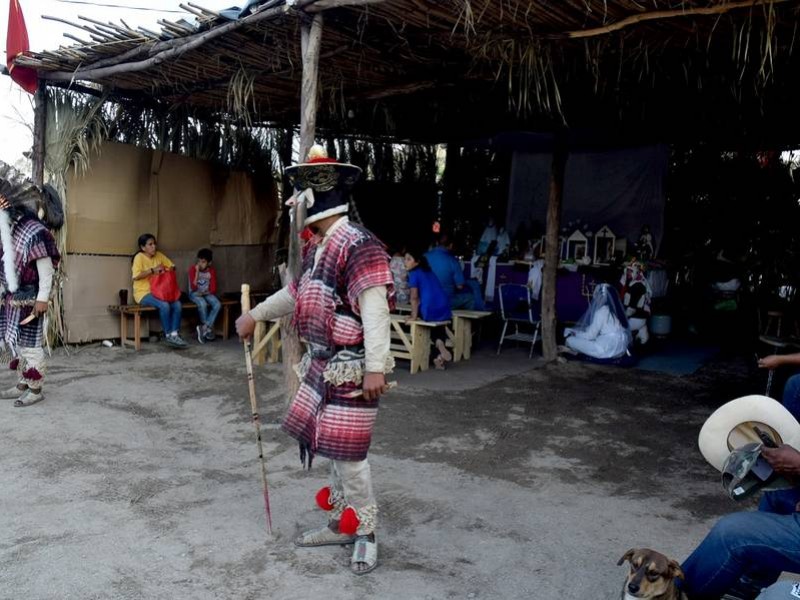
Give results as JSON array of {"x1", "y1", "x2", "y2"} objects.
[
  {"x1": 759, "y1": 353, "x2": 800, "y2": 370},
  {"x1": 408, "y1": 287, "x2": 420, "y2": 320}
]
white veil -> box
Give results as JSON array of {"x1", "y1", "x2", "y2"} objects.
[{"x1": 572, "y1": 283, "x2": 632, "y2": 343}]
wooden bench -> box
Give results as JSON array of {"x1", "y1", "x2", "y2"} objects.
[
  {"x1": 108, "y1": 299, "x2": 239, "y2": 350},
  {"x1": 451, "y1": 309, "x2": 492, "y2": 361},
  {"x1": 393, "y1": 305, "x2": 492, "y2": 363},
  {"x1": 390, "y1": 314, "x2": 454, "y2": 374},
  {"x1": 251, "y1": 318, "x2": 282, "y2": 365}
]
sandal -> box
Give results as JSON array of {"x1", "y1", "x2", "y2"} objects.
[
  {"x1": 294, "y1": 525, "x2": 356, "y2": 548},
  {"x1": 351, "y1": 535, "x2": 378, "y2": 575},
  {"x1": 14, "y1": 389, "x2": 43, "y2": 407},
  {"x1": 1, "y1": 384, "x2": 26, "y2": 399},
  {"x1": 435, "y1": 339, "x2": 452, "y2": 362},
  {"x1": 433, "y1": 355, "x2": 446, "y2": 370}
]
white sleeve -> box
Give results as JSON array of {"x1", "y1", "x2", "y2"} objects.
[
  {"x1": 36, "y1": 257, "x2": 55, "y2": 302},
  {"x1": 248, "y1": 286, "x2": 295, "y2": 322},
  {"x1": 360, "y1": 285, "x2": 391, "y2": 373}
]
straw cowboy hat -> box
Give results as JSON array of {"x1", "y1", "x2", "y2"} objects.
[
  {"x1": 699, "y1": 395, "x2": 800, "y2": 500},
  {"x1": 699, "y1": 395, "x2": 800, "y2": 470}
]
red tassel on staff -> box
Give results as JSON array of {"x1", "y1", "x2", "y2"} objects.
[{"x1": 6, "y1": 0, "x2": 38, "y2": 94}]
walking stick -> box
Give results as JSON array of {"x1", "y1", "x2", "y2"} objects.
[{"x1": 241, "y1": 284, "x2": 272, "y2": 534}]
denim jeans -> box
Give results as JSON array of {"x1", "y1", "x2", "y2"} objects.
[
  {"x1": 681, "y1": 487, "x2": 800, "y2": 598},
  {"x1": 140, "y1": 294, "x2": 182, "y2": 335},
  {"x1": 782, "y1": 374, "x2": 800, "y2": 422},
  {"x1": 188, "y1": 292, "x2": 220, "y2": 327}
]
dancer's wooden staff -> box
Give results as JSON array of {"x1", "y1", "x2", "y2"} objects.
[{"x1": 241, "y1": 283, "x2": 272, "y2": 534}]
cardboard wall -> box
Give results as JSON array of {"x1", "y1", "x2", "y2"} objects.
[{"x1": 64, "y1": 142, "x2": 278, "y2": 343}]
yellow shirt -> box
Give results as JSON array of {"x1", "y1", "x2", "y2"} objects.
[{"x1": 132, "y1": 251, "x2": 175, "y2": 303}]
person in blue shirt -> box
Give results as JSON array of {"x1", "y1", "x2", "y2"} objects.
[
  {"x1": 405, "y1": 247, "x2": 453, "y2": 369},
  {"x1": 425, "y1": 233, "x2": 481, "y2": 310}
]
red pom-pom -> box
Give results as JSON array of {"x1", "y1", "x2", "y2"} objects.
[
  {"x1": 9, "y1": 358, "x2": 19, "y2": 371},
  {"x1": 339, "y1": 507, "x2": 360, "y2": 535},
  {"x1": 315, "y1": 486, "x2": 334, "y2": 511},
  {"x1": 22, "y1": 367, "x2": 42, "y2": 381}
]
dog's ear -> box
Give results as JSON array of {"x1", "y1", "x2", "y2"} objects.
[
  {"x1": 668, "y1": 559, "x2": 685, "y2": 581},
  {"x1": 617, "y1": 549, "x2": 635, "y2": 566}
]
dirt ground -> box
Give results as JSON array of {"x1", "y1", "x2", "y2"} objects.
[{"x1": 0, "y1": 339, "x2": 760, "y2": 599}]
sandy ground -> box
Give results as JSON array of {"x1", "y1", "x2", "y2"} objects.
[{"x1": 0, "y1": 338, "x2": 757, "y2": 599}]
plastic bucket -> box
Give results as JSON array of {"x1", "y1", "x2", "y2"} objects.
[{"x1": 650, "y1": 314, "x2": 672, "y2": 336}]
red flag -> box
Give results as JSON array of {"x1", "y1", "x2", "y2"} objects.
[{"x1": 6, "y1": 0, "x2": 38, "y2": 94}]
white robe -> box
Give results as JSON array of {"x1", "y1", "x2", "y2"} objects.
[{"x1": 565, "y1": 306, "x2": 629, "y2": 359}]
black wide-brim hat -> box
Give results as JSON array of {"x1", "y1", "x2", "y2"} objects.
[{"x1": 284, "y1": 158, "x2": 362, "y2": 193}]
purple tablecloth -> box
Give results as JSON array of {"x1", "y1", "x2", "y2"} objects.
[{"x1": 465, "y1": 263, "x2": 594, "y2": 322}]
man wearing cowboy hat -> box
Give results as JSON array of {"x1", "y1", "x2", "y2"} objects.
[
  {"x1": 681, "y1": 395, "x2": 800, "y2": 598},
  {"x1": 236, "y1": 145, "x2": 393, "y2": 576}
]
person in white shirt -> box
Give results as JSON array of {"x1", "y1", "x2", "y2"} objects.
[
  {"x1": 0, "y1": 164, "x2": 62, "y2": 407},
  {"x1": 236, "y1": 146, "x2": 392, "y2": 576}
]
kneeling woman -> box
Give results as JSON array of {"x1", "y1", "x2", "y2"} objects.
[
  {"x1": 564, "y1": 283, "x2": 631, "y2": 360},
  {"x1": 132, "y1": 233, "x2": 186, "y2": 348}
]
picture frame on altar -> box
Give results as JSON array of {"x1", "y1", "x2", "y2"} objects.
[
  {"x1": 566, "y1": 229, "x2": 588, "y2": 262},
  {"x1": 539, "y1": 236, "x2": 566, "y2": 259},
  {"x1": 593, "y1": 225, "x2": 616, "y2": 265}
]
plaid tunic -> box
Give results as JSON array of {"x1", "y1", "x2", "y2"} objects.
[
  {"x1": 0, "y1": 216, "x2": 60, "y2": 353},
  {"x1": 282, "y1": 221, "x2": 394, "y2": 466}
]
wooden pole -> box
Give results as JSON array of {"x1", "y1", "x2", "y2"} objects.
[
  {"x1": 541, "y1": 133, "x2": 568, "y2": 362},
  {"x1": 279, "y1": 12, "x2": 324, "y2": 407},
  {"x1": 32, "y1": 82, "x2": 47, "y2": 187},
  {"x1": 298, "y1": 13, "x2": 323, "y2": 163}
]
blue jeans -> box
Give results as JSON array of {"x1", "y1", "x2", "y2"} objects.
[
  {"x1": 782, "y1": 375, "x2": 800, "y2": 422},
  {"x1": 188, "y1": 292, "x2": 220, "y2": 327},
  {"x1": 140, "y1": 294, "x2": 182, "y2": 335},
  {"x1": 681, "y1": 488, "x2": 800, "y2": 598}
]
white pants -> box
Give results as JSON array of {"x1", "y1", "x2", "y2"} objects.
[
  {"x1": 329, "y1": 459, "x2": 377, "y2": 535},
  {"x1": 628, "y1": 318, "x2": 650, "y2": 344},
  {"x1": 18, "y1": 346, "x2": 46, "y2": 390}
]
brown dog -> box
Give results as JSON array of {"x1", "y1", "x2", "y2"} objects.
[{"x1": 618, "y1": 548, "x2": 687, "y2": 599}]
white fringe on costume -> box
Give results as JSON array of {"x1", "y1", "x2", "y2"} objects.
[{"x1": 0, "y1": 210, "x2": 19, "y2": 293}]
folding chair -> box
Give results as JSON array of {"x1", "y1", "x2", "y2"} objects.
[{"x1": 497, "y1": 283, "x2": 540, "y2": 358}]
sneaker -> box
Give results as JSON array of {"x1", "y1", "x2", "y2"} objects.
[
  {"x1": 204, "y1": 329, "x2": 216, "y2": 342},
  {"x1": 196, "y1": 325, "x2": 206, "y2": 344},
  {"x1": 164, "y1": 335, "x2": 187, "y2": 349}
]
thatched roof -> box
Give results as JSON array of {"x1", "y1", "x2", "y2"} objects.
[{"x1": 15, "y1": 0, "x2": 800, "y2": 144}]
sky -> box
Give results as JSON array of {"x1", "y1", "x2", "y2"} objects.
[{"x1": 0, "y1": 0, "x2": 235, "y2": 171}]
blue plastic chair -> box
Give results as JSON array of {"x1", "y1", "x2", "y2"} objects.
[{"x1": 497, "y1": 284, "x2": 541, "y2": 358}]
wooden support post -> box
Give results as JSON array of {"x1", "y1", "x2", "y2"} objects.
[
  {"x1": 298, "y1": 13, "x2": 323, "y2": 163},
  {"x1": 541, "y1": 134, "x2": 568, "y2": 362},
  {"x1": 32, "y1": 82, "x2": 47, "y2": 187}
]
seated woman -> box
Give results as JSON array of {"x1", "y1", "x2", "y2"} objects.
[
  {"x1": 404, "y1": 247, "x2": 452, "y2": 369},
  {"x1": 132, "y1": 233, "x2": 187, "y2": 348},
  {"x1": 563, "y1": 283, "x2": 631, "y2": 360}
]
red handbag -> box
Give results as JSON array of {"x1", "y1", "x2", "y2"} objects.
[{"x1": 150, "y1": 269, "x2": 181, "y2": 302}]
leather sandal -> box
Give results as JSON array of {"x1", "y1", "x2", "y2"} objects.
[
  {"x1": 294, "y1": 525, "x2": 356, "y2": 547},
  {"x1": 14, "y1": 388, "x2": 43, "y2": 407},
  {"x1": 351, "y1": 535, "x2": 378, "y2": 575}
]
